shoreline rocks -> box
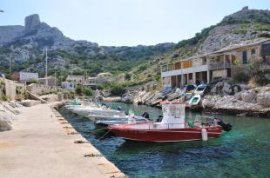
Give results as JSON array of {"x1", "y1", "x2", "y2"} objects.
[
  {"x1": 202, "y1": 86, "x2": 270, "y2": 117},
  {"x1": 0, "y1": 116, "x2": 12, "y2": 131},
  {"x1": 109, "y1": 81, "x2": 270, "y2": 117}
]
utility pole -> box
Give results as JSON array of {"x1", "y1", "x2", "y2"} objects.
[
  {"x1": 9, "y1": 57, "x2": 12, "y2": 75},
  {"x1": 45, "y1": 48, "x2": 48, "y2": 86},
  {"x1": 55, "y1": 71, "x2": 57, "y2": 86}
]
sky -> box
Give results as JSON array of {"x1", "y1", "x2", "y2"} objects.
[{"x1": 1, "y1": 0, "x2": 270, "y2": 46}]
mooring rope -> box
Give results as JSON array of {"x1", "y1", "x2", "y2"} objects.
[{"x1": 97, "y1": 129, "x2": 111, "y2": 140}]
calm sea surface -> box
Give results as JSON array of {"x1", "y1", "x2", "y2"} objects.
[{"x1": 59, "y1": 102, "x2": 270, "y2": 178}]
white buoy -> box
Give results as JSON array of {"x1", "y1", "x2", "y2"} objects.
[{"x1": 201, "y1": 128, "x2": 208, "y2": 141}]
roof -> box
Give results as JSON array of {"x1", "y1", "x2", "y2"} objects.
[
  {"x1": 66, "y1": 75, "x2": 85, "y2": 80},
  {"x1": 182, "y1": 38, "x2": 270, "y2": 61},
  {"x1": 97, "y1": 72, "x2": 112, "y2": 77},
  {"x1": 215, "y1": 38, "x2": 270, "y2": 53},
  {"x1": 38, "y1": 76, "x2": 56, "y2": 80}
]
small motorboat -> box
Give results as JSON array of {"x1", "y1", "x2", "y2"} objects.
[
  {"x1": 194, "y1": 84, "x2": 210, "y2": 96},
  {"x1": 109, "y1": 102, "x2": 231, "y2": 142},
  {"x1": 189, "y1": 94, "x2": 201, "y2": 106},
  {"x1": 180, "y1": 84, "x2": 197, "y2": 100},
  {"x1": 87, "y1": 109, "x2": 127, "y2": 121}
]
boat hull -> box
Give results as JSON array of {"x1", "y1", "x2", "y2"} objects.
[{"x1": 109, "y1": 125, "x2": 222, "y2": 142}]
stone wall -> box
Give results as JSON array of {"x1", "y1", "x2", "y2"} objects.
[
  {"x1": 27, "y1": 83, "x2": 62, "y2": 95},
  {"x1": 0, "y1": 78, "x2": 25, "y2": 101}
]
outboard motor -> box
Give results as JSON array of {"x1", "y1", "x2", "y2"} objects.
[
  {"x1": 216, "y1": 118, "x2": 232, "y2": 131},
  {"x1": 141, "y1": 112, "x2": 150, "y2": 119}
]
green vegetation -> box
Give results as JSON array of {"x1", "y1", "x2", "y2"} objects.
[
  {"x1": 233, "y1": 22, "x2": 270, "y2": 34},
  {"x1": 233, "y1": 60, "x2": 270, "y2": 85},
  {"x1": 75, "y1": 85, "x2": 93, "y2": 96},
  {"x1": 110, "y1": 85, "x2": 125, "y2": 96},
  {"x1": 175, "y1": 25, "x2": 215, "y2": 49},
  {"x1": 83, "y1": 87, "x2": 93, "y2": 96},
  {"x1": 75, "y1": 85, "x2": 82, "y2": 95}
]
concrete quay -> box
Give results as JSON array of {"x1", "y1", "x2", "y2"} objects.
[{"x1": 0, "y1": 103, "x2": 125, "y2": 178}]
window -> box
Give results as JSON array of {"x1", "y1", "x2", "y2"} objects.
[
  {"x1": 189, "y1": 73, "x2": 193, "y2": 80},
  {"x1": 242, "y1": 51, "x2": 248, "y2": 64},
  {"x1": 227, "y1": 69, "x2": 231, "y2": 77}
]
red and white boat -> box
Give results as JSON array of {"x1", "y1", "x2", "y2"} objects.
[{"x1": 109, "y1": 102, "x2": 231, "y2": 142}]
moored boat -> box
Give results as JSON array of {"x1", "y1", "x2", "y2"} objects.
[
  {"x1": 189, "y1": 94, "x2": 201, "y2": 106},
  {"x1": 94, "y1": 115, "x2": 150, "y2": 128},
  {"x1": 109, "y1": 102, "x2": 231, "y2": 142}
]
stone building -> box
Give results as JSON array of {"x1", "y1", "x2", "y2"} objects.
[
  {"x1": 161, "y1": 38, "x2": 270, "y2": 88},
  {"x1": 66, "y1": 75, "x2": 85, "y2": 85},
  {"x1": 11, "y1": 72, "x2": 39, "y2": 83},
  {"x1": 38, "y1": 76, "x2": 57, "y2": 87}
]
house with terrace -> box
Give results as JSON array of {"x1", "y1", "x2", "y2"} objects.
[{"x1": 161, "y1": 38, "x2": 270, "y2": 88}]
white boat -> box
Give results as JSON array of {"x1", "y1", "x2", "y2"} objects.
[
  {"x1": 87, "y1": 109, "x2": 126, "y2": 121},
  {"x1": 194, "y1": 84, "x2": 210, "y2": 96},
  {"x1": 72, "y1": 106, "x2": 105, "y2": 117},
  {"x1": 95, "y1": 115, "x2": 150, "y2": 127},
  {"x1": 189, "y1": 94, "x2": 201, "y2": 106}
]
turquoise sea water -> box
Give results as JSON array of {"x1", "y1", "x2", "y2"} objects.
[{"x1": 59, "y1": 103, "x2": 270, "y2": 178}]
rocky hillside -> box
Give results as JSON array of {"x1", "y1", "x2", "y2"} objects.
[
  {"x1": 0, "y1": 14, "x2": 174, "y2": 77},
  {"x1": 131, "y1": 7, "x2": 270, "y2": 84}
]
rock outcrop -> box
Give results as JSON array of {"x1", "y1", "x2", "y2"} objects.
[
  {"x1": 25, "y1": 14, "x2": 41, "y2": 33},
  {"x1": 203, "y1": 86, "x2": 270, "y2": 116},
  {"x1": 257, "y1": 90, "x2": 270, "y2": 107},
  {"x1": 0, "y1": 116, "x2": 12, "y2": 131}
]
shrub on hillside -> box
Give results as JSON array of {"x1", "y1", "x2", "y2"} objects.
[
  {"x1": 75, "y1": 85, "x2": 82, "y2": 95},
  {"x1": 83, "y1": 87, "x2": 93, "y2": 96},
  {"x1": 111, "y1": 85, "x2": 126, "y2": 96}
]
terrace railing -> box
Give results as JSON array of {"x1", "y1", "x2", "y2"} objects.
[{"x1": 209, "y1": 62, "x2": 231, "y2": 70}]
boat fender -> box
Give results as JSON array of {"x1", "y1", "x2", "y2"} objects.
[{"x1": 201, "y1": 128, "x2": 208, "y2": 141}]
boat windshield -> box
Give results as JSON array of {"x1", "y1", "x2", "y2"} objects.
[{"x1": 197, "y1": 86, "x2": 205, "y2": 91}]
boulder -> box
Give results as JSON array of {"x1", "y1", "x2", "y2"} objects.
[
  {"x1": 211, "y1": 86, "x2": 217, "y2": 94},
  {"x1": 257, "y1": 91, "x2": 270, "y2": 107},
  {"x1": 241, "y1": 91, "x2": 256, "y2": 103},
  {"x1": 0, "y1": 114, "x2": 12, "y2": 131},
  {"x1": 222, "y1": 82, "x2": 231, "y2": 95},
  {"x1": 234, "y1": 92, "x2": 242, "y2": 100},
  {"x1": 215, "y1": 82, "x2": 224, "y2": 94},
  {"x1": 239, "y1": 84, "x2": 250, "y2": 91},
  {"x1": 121, "y1": 92, "x2": 134, "y2": 104},
  {"x1": 202, "y1": 98, "x2": 215, "y2": 108}
]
